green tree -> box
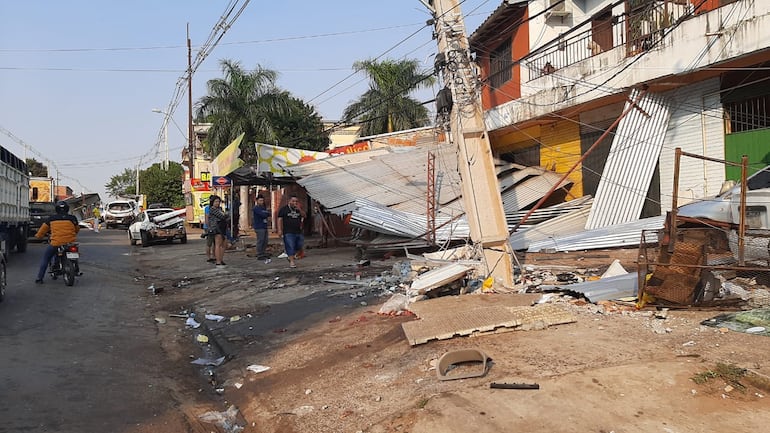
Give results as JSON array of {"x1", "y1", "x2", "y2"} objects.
[
  {"x1": 105, "y1": 168, "x2": 137, "y2": 198},
  {"x1": 139, "y1": 162, "x2": 185, "y2": 208},
  {"x1": 25, "y1": 158, "x2": 48, "y2": 177},
  {"x1": 268, "y1": 94, "x2": 329, "y2": 151},
  {"x1": 196, "y1": 60, "x2": 290, "y2": 162},
  {"x1": 342, "y1": 58, "x2": 435, "y2": 136}
]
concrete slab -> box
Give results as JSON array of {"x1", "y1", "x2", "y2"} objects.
[{"x1": 402, "y1": 294, "x2": 576, "y2": 346}]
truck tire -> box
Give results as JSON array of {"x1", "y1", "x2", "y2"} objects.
[
  {"x1": 140, "y1": 230, "x2": 151, "y2": 247},
  {"x1": 0, "y1": 259, "x2": 6, "y2": 302},
  {"x1": 15, "y1": 228, "x2": 27, "y2": 253},
  {"x1": 180, "y1": 234, "x2": 187, "y2": 244}
]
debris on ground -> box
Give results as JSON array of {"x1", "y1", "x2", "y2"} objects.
[{"x1": 198, "y1": 405, "x2": 244, "y2": 433}]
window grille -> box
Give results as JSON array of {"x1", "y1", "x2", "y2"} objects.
[
  {"x1": 489, "y1": 39, "x2": 512, "y2": 90},
  {"x1": 726, "y1": 95, "x2": 770, "y2": 133}
]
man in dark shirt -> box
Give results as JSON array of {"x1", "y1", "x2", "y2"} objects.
[
  {"x1": 252, "y1": 194, "x2": 270, "y2": 260},
  {"x1": 277, "y1": 195, "x2": 304, "y2": 268}
]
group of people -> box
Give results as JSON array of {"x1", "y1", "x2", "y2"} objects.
[{"x1": 203, "y1": 193, "x2": 305, "y2": 268}]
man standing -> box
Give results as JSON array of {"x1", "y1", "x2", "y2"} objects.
[
  {"x1": 277, "y1": 195, "x2": 304, "y2": 268},
  {"x1": 252, "y1": 194, "x2": 270, "y2": 261},
  {"x1": 203, "y1": 201, "x2": 214, "y2": 263}
]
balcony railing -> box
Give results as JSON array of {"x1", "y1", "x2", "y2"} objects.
[{"x1": 524, "y1": 1, "x2": 696, "y2": 81}]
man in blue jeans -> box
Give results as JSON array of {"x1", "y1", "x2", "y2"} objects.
[
  {"x1": 277, "y1": 195, "x2": 304, "y2": 268},
  {"x1": 252, "y1": 194, "x2": 270, "y2": 260},
  {"x1": 34, "y1": 201, "x2": 79, "y2": 283}
]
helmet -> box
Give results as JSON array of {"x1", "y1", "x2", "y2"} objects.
[{"x1": 55, "y1": 201, "x2": 69, "y2": 215}]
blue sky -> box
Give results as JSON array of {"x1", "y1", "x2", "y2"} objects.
[{"x1": 0, "y1": 1, "x2": 492, "y2": 201}]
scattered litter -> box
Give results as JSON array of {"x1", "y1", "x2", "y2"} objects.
[
  {"x1": 186, "y1": 317, "x2": 201, "y2": 328},
  {"x1": 378, "y1": 293, "x2": 409, "y2": 315},
  {"x1": 147, "y1": 284, "x2": 162, "y2": 295},
  {"x1": 198, "y1": 405, "x2": 244, "y2": 433},
  {"x1": 290, "y1": 405, "x2": 314, "y2": 416},
  {"x1": 230, "y1": 315, "x2": 241, "y2": 322},
  {"x1": 154, "y1": 317, "x2": 166, "y2": 324},
  {"x1": 246, "y1": 364, "x2": 270, "y2": 374},
  {"x1": 196, "y1": 334, "x2": 209, "y2": 343},
  {"x1": 702, "y1": 308, "x2": 770, "y2": 336},
  {"x1": 600, "y1": 259, "x2": 628, "y2": 278},
  {"x1": 190, "y1": 356, "x2": 226, "y2": 366},
  {"x1": 205, "y1": 314, "x2": 226, "y2": 322},
  {"x1": 234, "y1": 382, "x2": 243, "y2": 389},
  {"x1": 305, "y1": 389, "x2": 312, "y2": 395}
]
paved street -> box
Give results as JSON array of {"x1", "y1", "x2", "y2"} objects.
[{"x1": 0, "y1": 229, "x2": 193, "y2": 433}]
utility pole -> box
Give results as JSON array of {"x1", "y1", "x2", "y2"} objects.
[
  {"x1": 425, "y1": 0, "x2": 514, "y2": 288},
  {"x1": 187, "y1": 24, "x2": 195, "y2": 178}
]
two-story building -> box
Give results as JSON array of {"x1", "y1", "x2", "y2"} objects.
[{"x1": 469, "y1": 0, "x2": 768, "y2": 228}]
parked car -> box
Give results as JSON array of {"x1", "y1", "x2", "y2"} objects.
[
  {"x1": 127, "y1": 208, "x2": 187, "y2": 247},
  {"x1": 28, "y1": 202, "x2": 58, "y2": 239},
  {"x1": 103, "y1": 200, "x2": 138, "y2": 229}
]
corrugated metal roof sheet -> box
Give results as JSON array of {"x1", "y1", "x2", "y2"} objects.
[
  {"x1": 527, "y1": 216, "x2": 665, "y2": 252},
  {"x1": 500, "y1": 170, "x2": 572, "y2": 213},
  {"x1": 508, "y1": 199, "x2": 593, "y2": 251},
  {"x1": 586, "y1": 89, "x2": 672, "y2": 229},
  {"x1": 295, "y1": 143, "x2": 461, "y2": 215}
]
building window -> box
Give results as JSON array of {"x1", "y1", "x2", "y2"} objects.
[
  {"x1": 489, "y1": 39, "x2": 512, "y2": 90},
  {"x1": 32, "y1": 187, "x2": 39, "y2": 201},
  {"x1": 725, "y1": 95, "x2": 770, "y2": 133}
]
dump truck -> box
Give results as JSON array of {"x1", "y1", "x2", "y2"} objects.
[{"x1": 0, "y1": 144, "x2": 30, "y2": 259}]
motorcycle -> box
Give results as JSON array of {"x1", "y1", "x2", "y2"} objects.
[{"x1": 49, "y1": 242, "x2": 80, "y2": 286}]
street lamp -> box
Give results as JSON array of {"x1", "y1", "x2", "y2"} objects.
[
  {"x1": 152, "y1": 108, "x2": 169, "y2": 170},
  {"x1": 152, "y1": 108, "x2": 189, "y2": 170}
]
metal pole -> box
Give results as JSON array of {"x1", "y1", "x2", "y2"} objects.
[
  {"x1": 738, "y1": 155, "x2": 748, "y2": 266},
  {"x1": 187, "y1": 24, "x2": 194, "y2": 178},
  {"x1": 163, "y1": 117, "x2": 169, "y2": 170}
]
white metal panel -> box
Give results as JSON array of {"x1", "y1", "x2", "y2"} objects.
[
  {"x1": 659, "y1": 78, "x2": 725, "y2": 211},
  {"x1": 508, "y1": 204, "x2": 591, "y2": 251},
  {"x1": 528, "y1": 216, "x2": 665, "y2": 252},
  {"x1": 586, "y1": 89, "x2": 671, "y2": 229}
]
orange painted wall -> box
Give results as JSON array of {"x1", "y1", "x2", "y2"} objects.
[{"x1": 478, "y1": 12, "x2": 529, "y2": 111}]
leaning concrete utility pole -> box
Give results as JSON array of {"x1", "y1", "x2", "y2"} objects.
[{"x1": 422, "y1": 0, "x2": 514, "y2": 287}]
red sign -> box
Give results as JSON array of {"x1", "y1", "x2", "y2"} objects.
[
  {"x1": 212, "y1": 176, "x2": 231, "y2": 186},
  {"x1": 328, "y1": 141, "x2": 370, "y2": 155},
  {"x1": 190, "y1": 178, "x2": 211, "y2": 191}
]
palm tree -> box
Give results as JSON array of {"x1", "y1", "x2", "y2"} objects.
[
  {"x1": 196, "y1": 60, "x2": 289, "y2": 162},
  {"x1": 343, "y1": 59, "x2": 436, "y2": 136}
]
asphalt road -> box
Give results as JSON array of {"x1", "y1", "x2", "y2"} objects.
[{"x1": 0, "y1": 229, "x2": 192, "y2": 433}]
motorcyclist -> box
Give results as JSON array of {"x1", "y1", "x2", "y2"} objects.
[{"x1": 34, "y1": 200, "x2": 79, "y2": 284}]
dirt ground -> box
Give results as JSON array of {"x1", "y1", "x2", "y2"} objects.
[{"x1": 135, "y1": 231, "x2": 770, "y2": 433}]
